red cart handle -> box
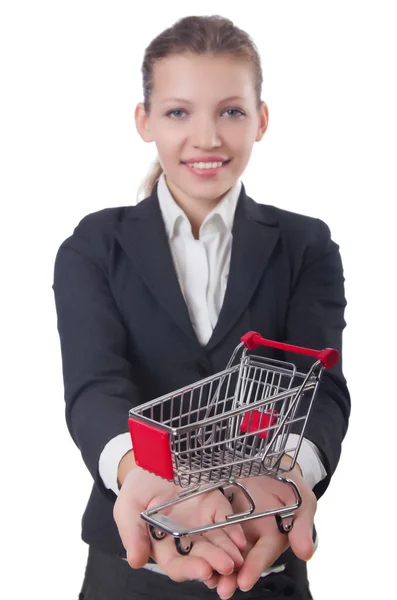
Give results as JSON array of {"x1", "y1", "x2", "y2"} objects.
[{"x1": 240, "y1": 331, "x2": 339, "y2": 369}]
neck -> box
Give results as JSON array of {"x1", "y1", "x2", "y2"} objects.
[
  {"x1": 180, "y1": 200, "x2": 215, "y2": 239},
  {"x1": 165, "y1": 176, "x2": 229, "y2": 239}
]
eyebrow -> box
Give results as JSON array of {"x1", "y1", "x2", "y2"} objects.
[{"x1": 161, "y1": 95, "x2": 246, "y2": 105}]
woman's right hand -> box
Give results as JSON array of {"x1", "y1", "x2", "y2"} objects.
[{"x1": 113, "y1": 460, "x2": 247, "y2": 583}]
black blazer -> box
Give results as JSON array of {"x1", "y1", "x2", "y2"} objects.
[{"x1": 53, "y1": 180, "x2": 350, "y2": 557}]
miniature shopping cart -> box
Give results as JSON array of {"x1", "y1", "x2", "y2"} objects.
[{"x1": 128, "y1": 331, "x2": 339, "y2": 555}]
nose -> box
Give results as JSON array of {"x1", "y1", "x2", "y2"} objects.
[{"x1": 191, "y1": 115, "x2": 222, "y2": 149}]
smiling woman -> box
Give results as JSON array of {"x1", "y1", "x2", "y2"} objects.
[{"x1": 53, "y1": 13, "x2": 350, "y2": 600}]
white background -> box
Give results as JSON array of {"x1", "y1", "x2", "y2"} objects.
[{"x1": 1, "y1": 1, "x2": 396, "y2": 598}]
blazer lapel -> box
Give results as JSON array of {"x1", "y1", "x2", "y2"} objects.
[
  {"x1": 114, "y1": 184, "x2": 200, "y2": 346},
  {"x1": 206, "y1": 185, "x2": 280, "y2": 351}
]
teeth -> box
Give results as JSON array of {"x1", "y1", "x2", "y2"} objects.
[{"x1": 187, "y1": 161, "x2": 224, "y2": 169}]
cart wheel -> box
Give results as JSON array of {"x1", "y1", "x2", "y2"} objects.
[
  {"x1": 275, "y1": 515, "x2": 293, "y2": 534},
  {"x1": 175, "y1": 537, "x2": 193, "y2": 555},
  {"x1": 149, "y1": 525, "x2": 166, "y2": 541}
]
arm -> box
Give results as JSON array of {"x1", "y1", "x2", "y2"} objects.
[
  {"x1": 53, "y1": 214, "x2": 143, "y2": 501},
  {"x1": 284, "y1": 218, "x2": 350, "y2": 498},
  {"x1": 53, "y1": 214, "x2": 246, "y2": 579},
  {"x1": 205, "y1": 219, "x2": 349, "y2": 598}
]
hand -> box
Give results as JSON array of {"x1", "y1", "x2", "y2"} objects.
[
  {"x1": 113, "y1": 465, "x2": 247, "y2": 583},
  {"x1": 203, "y1": 461, "x2": 317, "y2": 599}
]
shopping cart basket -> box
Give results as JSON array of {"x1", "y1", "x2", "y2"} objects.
[{"x1": 128, "y1": 331, "x2": 339, "y2": 555}]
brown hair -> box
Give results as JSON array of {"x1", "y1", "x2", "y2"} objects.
[{"x1": 136, "y1": 15, "x2": 263, "y2": 201}]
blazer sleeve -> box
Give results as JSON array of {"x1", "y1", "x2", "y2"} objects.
[
  {"x1": 284, "y1": 218, "x2": 350, "y2": 500},
  {"x1": 53, "y1": 212, "x2": 140, "y2": 501}
]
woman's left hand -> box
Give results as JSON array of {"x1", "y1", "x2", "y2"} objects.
[{"x1": 203, "y1": 459, "x2": 317, "y2": 599}]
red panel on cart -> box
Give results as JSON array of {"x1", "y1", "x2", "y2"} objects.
[
  {"x1": 128, "y1": 418, "x2": 174, "y2": 480},
  {"x1": 240, "y1": 410, "x2": 278, "y2": 439}
]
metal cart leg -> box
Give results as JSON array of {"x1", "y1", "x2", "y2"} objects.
[
  {"x1": 149, "y1": 525, "x2": 166, "y2": 540},
  {"x1": 275, "y1": 513, "x2": 294, "y2": 534},
  {"x1": 175, "y1": 536, "x2": 193, "y2": 555}
]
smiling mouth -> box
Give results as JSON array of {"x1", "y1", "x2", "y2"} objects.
[{"x1": 181, "y1": 159, "x2": 232, "y2": 167}]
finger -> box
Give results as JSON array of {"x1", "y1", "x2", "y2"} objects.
[
  {"x1": 237, "y1": 533, "x2": 288, "y2": 592},
  {"x1": 218, "y1": 520, "x2": 247, "y2": 554},
  {"x1": 288, "y1": 499, "x2": 316, "y2": 561},
  {"x1": 190, "y1": 537, "x2": 236, "y2": 575},
  {"x1": 151, "y1": 533, "x2": 233, "y2": 580},
  {"x1": 213, "y1": 502, "x2": 247, "y2": 553},
  {"x1": 202, "y1": 527, "x2": 244, "y2": 570},
  {"x1": 113, "y1": 492, "x2": 150, "y2": 568},
  {"x1": 160, "y1": 553, "x2": 214, "y2": 583},
  {"x1": 203, "y1": 572, "x2": 221, "y2": 589},
  {"x1": 215, "y1": 573, "x2": 240, "y2": 600}
]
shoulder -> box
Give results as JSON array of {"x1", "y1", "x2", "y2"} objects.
[
  {"x1": 56, "y1": 203, "x2": 141, "y2": 255},
  {"x1": 54, "y1": 205, "x2": 137, "y2": 273},
  {"x1": 244, "y1": 195, "x2": 340, "y2": 275},
  {"x1": 72, "y1": 205, "x2": 132, "y2": 237},
  {"x1": 246, "y1": 195, "x2": 332, "y2": 247}
]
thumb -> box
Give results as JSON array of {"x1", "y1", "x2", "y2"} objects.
[
  {"x1": 288, "y1": 503, "x2": 316, "y2": 561},
  {"x1": 113, "y1": 485, "x2": 151, "y2": 568}
]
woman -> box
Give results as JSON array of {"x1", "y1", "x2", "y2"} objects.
[{"x1": 53, "y1": 15, "x2": 350, "y2": 600}]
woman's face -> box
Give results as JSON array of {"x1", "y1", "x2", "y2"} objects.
[{"x1": 136, "y1": 53, "x2": 268, "y2": 207}]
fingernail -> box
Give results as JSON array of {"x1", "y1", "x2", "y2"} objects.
[
  {"x1": 239, "y1": 585, "x2": 253, "y2": 592},
  {"x1": 224, "y1": 564, "x2": 234, "y2": 574}
]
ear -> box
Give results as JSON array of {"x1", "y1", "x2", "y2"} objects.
[
  {"x1": 255, "y1": 101, "x2": 269, "y2": 142},
  {"x1": 135, "y1": 102, "x2": 154, "y2": 143}
]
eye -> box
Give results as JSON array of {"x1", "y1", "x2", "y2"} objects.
[
  {"x1": 166, "y1": 109, "x2": 186, "y2": 119},
  {"x1": 223, "y1": 108, "x2": 245, "y2": 117}
]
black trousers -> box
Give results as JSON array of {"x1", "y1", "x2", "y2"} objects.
[{"x1": 79, "y1": 546, "x2": 313, "y2": 600}]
